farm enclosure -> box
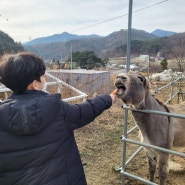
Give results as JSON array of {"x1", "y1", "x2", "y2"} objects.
[
  {"x1": 77, "y1": 73, "x2": 185, "y2": 185},
  {"x1": 47, "y1": 69, "x2": 110, "y2": 97},
  {"x1": 0, "y1": 70, "x2": 185, "y2": 184}
]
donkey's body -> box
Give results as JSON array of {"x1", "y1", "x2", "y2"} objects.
[{"x1": 115, "y1": 71, "x2": 185, "y2": 185}]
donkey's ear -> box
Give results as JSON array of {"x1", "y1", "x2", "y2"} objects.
[
  {"x1": 144, "y1": 77, "x2": 151, "y2": 89},
  {"x1": 137, "y1": 75, "x2": 149, "y2": 88},
  {"x1": 137, "y1": 75, "x2": 147, "y2": 86}
]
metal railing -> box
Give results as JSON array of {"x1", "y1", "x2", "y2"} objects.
[
  {"x1": 45, "y1": 72, "x2": 87, "y2": 102},
  {"x1": 121, "y1": 77, "x2": 185, "y2": 185},
  {"x1": 153, "y1": 74, "x2": 185, "y2": 104},
  {"x1": 0, "y1": 72, "x2": 88, "y2": 103}
]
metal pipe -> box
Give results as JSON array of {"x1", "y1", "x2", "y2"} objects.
[
  {"x1": 121, "y1": 103, "x2": 185, "y2": 184},
  {"x1": 126, "y1": 125, "x2": 138, "y2": 135},
  {"x1": 122, "y1": 137, "x2": 185, "y2": 158},
  {"x1": 125, "y1": 146, "x2": 143, "y2": 166},
  {"x1": 154, "y1": 77, "x2": 183, "y2": 93},
  {"x1": 165, "y1": 92, "x2": 178, "y2": 104},
  {"x1": 126, "y1": 0, "x2": 133, "y2": 73},
  {"x1": 46, "y1": 72, "x2": 87, "y2": 96},
  {"x1": 122, "y1": 104, "x2": 185, "y2": 119},
  {"x1": 121, "y1": 171, "x2": 157, "y2": 185},
  {"x1": 122, "y1": 1, "x2": 133, "y2": 184},
  {"x1": 121, "y1": 110, "x2": 129, "y2": 185}
]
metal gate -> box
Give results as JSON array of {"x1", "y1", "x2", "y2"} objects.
[{"x1": 120, "y1": 76, "x2": 185, "y2": 185}]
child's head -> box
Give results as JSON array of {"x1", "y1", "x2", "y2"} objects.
[{"x1": 0, "y1": 52, "x2": 46, "y2": 94}]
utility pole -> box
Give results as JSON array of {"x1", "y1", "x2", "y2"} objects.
[
  {"x1": 70, "y1": 43, "x2": 72, "y2": 70},
  {"x1": 122, "y1": 1, "x2": 133, "y2": 185},
  {"x1": 126, "y1": 0, "x2": 133, "y2": 72}
]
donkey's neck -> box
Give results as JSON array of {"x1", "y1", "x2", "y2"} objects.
[
  {"x1": 134, "y1": 91, "x2": 157, "y2": 109},
  {"x1": 132, "y1": 91, "x2": 170, "y2": 145},
  {"x1": 137, "y1": 89, "x2": 167, "y2": 109}
]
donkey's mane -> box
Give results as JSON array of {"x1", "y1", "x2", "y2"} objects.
[
  {"x1": 155, "y1": 98, "x2": 170, "y2": 113},
  {"x1": 115, "y1": 72, "x2": 185, "y2": 185},
  {"x1": 150, "y1": 86, "x2": 171, "y2": 123}
]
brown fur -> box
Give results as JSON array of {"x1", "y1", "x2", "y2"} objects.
[{"x1": 115, "y1": 71, "x2": 185, "y2": 185}]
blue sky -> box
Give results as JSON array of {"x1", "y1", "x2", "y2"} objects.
[{"x1": 0, "y1": 0, "x2": 184, "y2": 43}]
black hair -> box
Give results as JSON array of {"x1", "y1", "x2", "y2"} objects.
[{"x1": 0, "y1": 52, "x2": 46, "y2": 94}]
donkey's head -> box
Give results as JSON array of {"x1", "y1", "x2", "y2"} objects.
[{"x1": 115, "y1": 71, "x2": 149, "y2": 108}]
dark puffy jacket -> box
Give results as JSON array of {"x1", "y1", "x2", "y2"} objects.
[{"x1": 0, "y1": 90, "x2": 112, "y2": 185}]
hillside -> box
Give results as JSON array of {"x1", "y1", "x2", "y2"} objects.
[
  {"x1": 24, "y1": 29, "x2": 158, "y2": 60},
  {"x1": 0, "y1": 30, "x2": 24, "y2": 55},
  {"x1": 151, "y1": 29, "x2": 177, "y2": 37},
  {"x1": 24, "y1": 32, "x2": 102, "y2": 45},
  {"x1": 1, "y1": 28, "x2": 182, "y2": 61}
]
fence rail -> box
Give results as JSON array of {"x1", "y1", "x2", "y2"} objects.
[
  {"x1": 0, "y1": 72, "x2": 88, "y2": 103},
  {"x1": 121, "y1": 76, "x2": 185, "y2": 185}
]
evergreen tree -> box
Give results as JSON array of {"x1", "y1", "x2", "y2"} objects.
[
  {"x1": 160, "y1": 58, "x2": 168, "y2": 70},
  {"x1": 68, "y1": 51, "x2": 104, "y2": 69},
  {"x1": 0, "y1": 31, "x2": 24, "y2": 56}
]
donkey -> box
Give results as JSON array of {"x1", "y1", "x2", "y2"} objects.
[{"x1": 115, "y1": 71, "x2": 185, "y2": 185}]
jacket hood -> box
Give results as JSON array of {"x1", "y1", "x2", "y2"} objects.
[{"x1": 0, "y1": 91, "x2": 61, "y2": 135}]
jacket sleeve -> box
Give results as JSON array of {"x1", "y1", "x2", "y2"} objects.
[{"x1": 62, "y1": 94, "x2": 112, "y2": 131}]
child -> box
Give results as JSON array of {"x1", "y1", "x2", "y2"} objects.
[{"x1": 0, "y1": 52, "x2": 115, "y2": 185}]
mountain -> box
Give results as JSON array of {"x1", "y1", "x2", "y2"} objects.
[
  {"x1": 24, "y1": 32, "x2": 102, "y2": 45},
  {"x1": 24, "y1": 29, "x2": 158, "y2": 60},
  {"x1": 151, "y1": 29, "x2": 177, "y2": 37},
  {"x1": 0, "y1": 30, "x2": 24, "y2": 55}
]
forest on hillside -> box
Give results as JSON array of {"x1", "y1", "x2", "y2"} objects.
[
  {"x1": 23, "y1": 29, "x2": 185, "y2": 66},
  {"x1": 0, "y1": 31, "x2": 24, "y2": 56},
  {"x1": 1, "y1": 28, "x2": 185, "y2": 72}
]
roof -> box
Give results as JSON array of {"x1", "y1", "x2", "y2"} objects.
[{"x1": 47, "y1": 69, "x2": 109, "y2": 74}]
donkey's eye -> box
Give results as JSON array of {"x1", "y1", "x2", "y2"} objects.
[{"x1": 137, "y1": 76, "x2": 144, "y2": 82}]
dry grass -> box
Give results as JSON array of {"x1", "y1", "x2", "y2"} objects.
[
  {"x1": 1, "y1": 71, "x2": 185, "y2": 185},
  {"x1": 74, "y1": 74, "x2": 185, "y2": 185},
  {"x1": 75, "y1": 101, "x2": 125, "y2": 185}
]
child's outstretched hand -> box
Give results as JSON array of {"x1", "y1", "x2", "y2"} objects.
[{"x1": 110, "y1": 89, "x2": 117, "y2": 103}]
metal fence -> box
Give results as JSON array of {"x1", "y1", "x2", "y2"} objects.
[
  {"x1": 120, "y1": 76, "x2": 185, "y2": 185},
  {"x1": 0, "y1": 72, "x2": 88, "y2": 103}
]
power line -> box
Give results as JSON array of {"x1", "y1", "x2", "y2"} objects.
[
  {"x1": 0, "y1": 0, "x2": 169, "y2": 38},
  {"x1": 0, "y1": 14, "x2": 8, "y2": 21},
  {"x1": 0, "y1": 13, "x2": 27, "y2": 28},
  {"x1": 71, "y1": 0, "x2": 168, "y2": 33}
]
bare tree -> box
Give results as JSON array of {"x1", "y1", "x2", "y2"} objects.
[{"x1": 165, "y1": 33, "x2": 185, "y2": 72}]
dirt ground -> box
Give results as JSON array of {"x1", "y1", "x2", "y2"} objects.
[
  {"x1": 75, "y1": 99, "x2": 185, "y2": 185},
  {"x1": 1, "y1": 70, "x2": 185, "y2": 185},
  {"x1": 74, "y1": 74, "x2": 185, "y2": 185}
]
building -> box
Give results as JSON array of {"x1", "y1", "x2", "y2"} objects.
[{"x1": 48, "y1": 69, "x2": 110, "y2": 97}]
